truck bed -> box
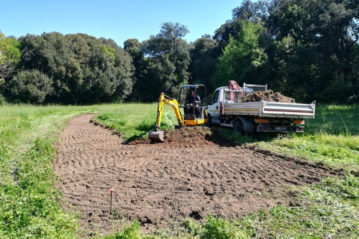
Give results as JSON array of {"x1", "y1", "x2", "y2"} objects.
[{"x1": 223, "y1": 101, "x2": 316, "y2": 119}]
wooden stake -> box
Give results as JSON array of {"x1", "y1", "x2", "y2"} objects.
[{"x1": 109, "y1": 188, "x2": 114, "y2": 215}]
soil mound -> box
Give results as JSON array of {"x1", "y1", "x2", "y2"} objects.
[
  {"x1": 55, "y1": 114, "x2": 341, "y2": 236},
  {"x1": 129, "y1": 126, "x2": 231, "y2": 147},
  {"x1": 241, "y1": 90, "x2": 295, "y2": 103}
]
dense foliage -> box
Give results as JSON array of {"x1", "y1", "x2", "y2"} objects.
[
  {"x1": 16, "y1": 33, "x2": 134, "y2": 104},
  {"x1": 0, "y1": 0, "x2": 358, "y2": 103},
  {"x1": 8, "y1": 70, "x2": 52, "y2": 103},
  {"x1": 211, "y1": 22, "x2": 268, "y2": 88},
  {"x1": 0, "y1": 32, "x2": 20, "y2": 90},
  {"x1": 131, "y1": 22, "x2": 191, "y2": 101}
]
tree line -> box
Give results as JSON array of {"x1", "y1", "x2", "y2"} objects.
[{"x1": 0, "y1": 0, "x2": 358, "y2": 104}]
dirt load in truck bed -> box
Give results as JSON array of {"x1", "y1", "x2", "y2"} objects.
[
  {"x1": 54, "y1": 114, "x2": 340, "y2": 236},
  {"x1": 241, "y1": 90, "x2": 295, "y2": 103}
]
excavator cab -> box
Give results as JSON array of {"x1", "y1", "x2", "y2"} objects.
[
  {"x1": 178, "y1": 85, "x2": 208, "y2": 124},
  {"x1": 148, "y1": 84, "x2": 208, "y2": 142}
]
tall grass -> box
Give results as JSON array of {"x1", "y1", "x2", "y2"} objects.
[{"x1": 259, "y1": 104, "x2": 359, "y2": 171}]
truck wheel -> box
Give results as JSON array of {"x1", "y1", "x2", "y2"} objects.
[
  {"x1": 233, "y1": 120, "x2": 243, "y2": 135},
  {"x1": 207, "y1": 115, "x2": 213, "y2": 127}
]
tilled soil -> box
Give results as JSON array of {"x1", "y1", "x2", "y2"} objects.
[
  {"x1": 129, "y1": 126, "x2": 232, "y2": 147},
  {"x1": 54, "y1": 114, "x2": 340, "y2": 236}
]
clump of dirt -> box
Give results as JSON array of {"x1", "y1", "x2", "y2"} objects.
[
  {"x1": 242, "y1": 90, "x2": 295, "y2": 103},
  {"x1": 55, "y1": 114, "x2": 341, "y2": 236},
  {"x1": 129, "y1": 126, "x2": 232, "y2": 147}
]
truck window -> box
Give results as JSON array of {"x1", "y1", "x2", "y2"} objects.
[{"x1": 211, "y1": 90, "x2": 219, "y2": 104}]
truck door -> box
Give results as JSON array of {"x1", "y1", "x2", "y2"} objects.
[{"x1": 208, "y1": 89, "x2": 220, "y2": 124}]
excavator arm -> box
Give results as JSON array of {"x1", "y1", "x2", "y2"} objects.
[
  {"x1": 149, "y1": 93, "x2": 185, "y2": 142},
  {"x1": 154, "y1": 93, "x2": 184, "y2": 130}
]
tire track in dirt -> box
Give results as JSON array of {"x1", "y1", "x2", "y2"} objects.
[{"x1": 54, "y1": 114, "x2": 340, "y2": 236}]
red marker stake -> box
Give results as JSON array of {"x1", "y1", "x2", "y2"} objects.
[{"x1": 109, "y1": 188, "x2": 114, "y2": 216}]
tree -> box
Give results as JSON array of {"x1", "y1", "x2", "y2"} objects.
[
  {"x1": 189, "y1": 35, "x2": 219, "y2": 90},
  {"x1": 18, "y1": 32, "x2": 134, "y2": 104},
  {"x1": 212, "y1": 22, "x2": 268, "y2": 88},
  {"x1": 7, "y1": 70, "x2": 53, "y2": 104},
  {"x1": 0, "y1": 32, "x2": 20, "y2": 81},
  {"x1": 135, "y1": 22, "x2": 191, "y2": 101},
  {"x1": 214, "y1": 0, "x2": 270, "y2": 50},
  {"x1": 124, "y1": 38, "x2": 146, "y2": 101},
  {"x1": 232, "y1": 0, "x2": 270, "y2": 23},
  {"x1": 267, "y1": 0, "x2": 359, "y2": 102}
]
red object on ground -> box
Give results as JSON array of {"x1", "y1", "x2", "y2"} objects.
[{"x1": 110, "y1": 188, "x2": 114, "y2": 194}]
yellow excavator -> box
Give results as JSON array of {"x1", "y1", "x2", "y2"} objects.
[{"x1": 148, "y1": 85, "x2": 208, "y2": 142}]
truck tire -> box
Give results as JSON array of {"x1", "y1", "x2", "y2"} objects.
[
  {"x1": 207, "y1": 115, "x2": 213, "y2": 127},
  {"x1": 233, "y1": 119, "x2": 243, "y2": 134}
]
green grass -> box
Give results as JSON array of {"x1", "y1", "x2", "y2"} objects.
[
  {"x1": 213, "y1": 104, "x2": 359, "y2": 171},
  {"x1": 100, "y1": 175, "x2": 359, "y2": 239},
  {"x1": 1, "y1": 103, "x2": 359, "y2": 238},
  {"x1": 0, "y1": 105, "x2": 82, "y2": 238},
  {"x1": 235, "y1": 175, "x2": 359, "y2": 238},
  {"x1": 258, "y1": 104, "x2": 359, "y2": 171},
  {"x1": 95, "y1": 104, "x2": 178, "y2": 141},
  {"x1": 0, "y1": 104, "x2": 129, "y2": 238}
]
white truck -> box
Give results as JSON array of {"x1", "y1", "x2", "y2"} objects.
[{"x1": 207, "y1": 83, "x2": 316, "y2": 133}]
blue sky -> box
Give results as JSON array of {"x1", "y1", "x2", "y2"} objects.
[{"x1": 0, "y1": 0, "x2": 241, "y2": 46}]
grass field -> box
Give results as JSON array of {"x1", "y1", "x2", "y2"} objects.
[
  {"x1": 213, "y1": 104, "x2": 359, "y2": 172},
  {"x1": 94, "y1": 104, "x2": 178, "y2": 141},
  {"x1": 0, "y1": 103, "x2": 358, "y2": 238}
]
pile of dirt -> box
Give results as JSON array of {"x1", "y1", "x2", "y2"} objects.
[
  {"x1": 241, "y1": 90, "x2": 295, "y2": 103},
  {"x1": 55, "y1": 115, "x2": 341, "y2": 236},
  {"x1": 129, "y1": 126, "x2": 231, "y2": 147}
]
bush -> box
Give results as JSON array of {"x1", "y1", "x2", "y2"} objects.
[
  {"x1": 0, "y1": 94, "x2": 6, "y2": 105},
  {"x1": 103, "y1": 221, "x2": 141, "y2": 239},
  {"x1": 7, "y1": 70, "x2": 53, "y2": 104},
  {"x1": 201, "y1": 216, "x2": 248, "y2": 239}
]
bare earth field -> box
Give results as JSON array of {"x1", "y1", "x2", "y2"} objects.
[{"x1": 54, "y1": 114, "x2": 340, "y2": 236}]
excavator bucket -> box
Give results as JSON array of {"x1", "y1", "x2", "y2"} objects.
[{"x1": 148, "y1": 130, "x2": 164, "y2": 142}]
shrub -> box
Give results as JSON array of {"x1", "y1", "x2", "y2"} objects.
[
  {"x1": 201, "y1": 216, "x2": 248, "y2": 239},
  {"x1": 103, "y1": 221, "x2": 141, "y2": 239},
  {"x1": 0, "y1": 94, "x2": 6, "y2": 105},
  {"x1": 7, "y1": 70, "x2": 53, "y2": 104}
]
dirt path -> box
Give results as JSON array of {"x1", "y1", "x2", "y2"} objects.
[{"x1": 54, "y1": 114, "x2": 339, "y2": 236}]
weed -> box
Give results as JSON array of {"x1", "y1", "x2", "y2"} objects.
[
  {"x1": 201, "y1": 216, "x2": 248, "y2": 239},
  {"x1": 102, "y1": 221, "x2": 141, "y2": 239}
]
